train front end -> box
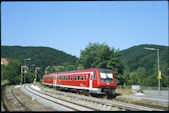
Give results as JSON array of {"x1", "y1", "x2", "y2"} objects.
[{"x1": 98, "y1": 69, "x2": 117, "y2": 95}]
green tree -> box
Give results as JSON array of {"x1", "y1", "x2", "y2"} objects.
[
  {"x1": 127, "y1": 67, "x2": 146, "y2": 86},
  {"x1": 47, "y1": 66, "x2": 57, "y2": 74},
  {"x1": 77, "y1": 64, "x2": 85, "y2": 70},
  {"x1": 78, "y1": 42, "x2": 125, "y2": 85},
  {"x1": 58, "y1": 62, "x2": 77, "y2": 72},
  {"x1": 4, "y1": 59, "x2": 22, "y2": 85},
  {"x1": 26, "y1": 70, "x2": 35, "y2": 83},
  {"x1": 1, "y1": 65, "x2": 6, "y2": 80}
]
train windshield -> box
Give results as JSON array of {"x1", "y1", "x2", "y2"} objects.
[{"x1": 100, "y1": 70, "x2": 113, "y2": 83}]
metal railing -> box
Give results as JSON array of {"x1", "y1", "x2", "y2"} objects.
[{"x1": 116, "y1": 85, "x2": 169, "y2": 91}]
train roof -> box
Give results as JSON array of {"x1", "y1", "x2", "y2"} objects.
[{"x1": 46, "y1": 68, "x2": 112, "y2": 76}]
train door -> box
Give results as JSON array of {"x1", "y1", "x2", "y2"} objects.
[
  {"x1": 92, "y1": 71, "x2": 97, "y2": 88},
  {"x1": 53, "y1": 75, "x2": 57, "y2": 86},
  {"x1": 89, "y1": 72, "x2": 93, "y2": 90}
]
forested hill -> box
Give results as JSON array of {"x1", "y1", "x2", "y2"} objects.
[
  {"x1": 119, "y1": 44, "x2": 168, "y2": 87},
  {"x1": 119, "y1": 44, "x2": 168, "y2": 72},
  {"x1": 1, "y1": 44, "x2": 168, "y2": 86},
  {"x1": 1, "y1": 46, "x2": 78, "y2": 70}
]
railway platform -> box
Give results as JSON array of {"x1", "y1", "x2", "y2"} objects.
[{"x1": 116, "y1": 91, "x2": 169, "y2": 109}]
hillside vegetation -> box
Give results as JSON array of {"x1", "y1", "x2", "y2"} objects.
[
  {"x1": 119, "y1": 44, "x2": 168, "y2": 87},
  {"x1": 1, "y1": 46, "x2": 78, "y2": 73},
  {"x1": 1, "y1": 44, "x2": 168, "y2": 87}
]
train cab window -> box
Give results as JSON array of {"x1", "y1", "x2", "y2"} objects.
[
  {"x1": 78, "y1": 75, "x2": 80, "y2": 81},
  {"x1": 81, "y1": 75, "x2": 84, "y2": 81},
  {"x1": 71, "y1": 76, "x2": 73, "y2": 80},
  {"x1": 75, "y1": 75, "x2": 77, "y2": 81},
  {"x1": 93, "y1": 72, "x2": 96, "y2": 79}
]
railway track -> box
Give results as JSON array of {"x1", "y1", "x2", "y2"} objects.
[
  {"x1": 37, "y1": 84, "x2": 164, "y2": 111},
  {"x1": 3, "y1": 85, "x2": 32, "y2": 111},
  {"x1": 22, "y1": 84, "x2": 100, "y2": 111},
  {"x1": 3, "y1": 84, "x2": 165, "y2": 111}
]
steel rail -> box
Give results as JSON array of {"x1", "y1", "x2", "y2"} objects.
[
  {"x1": 2, "y1": 89, "x2": 13, "y2": 111},
  {"x1": 28, "y1": 84, "x2": 100, "y2": 111},
  {"x1": 2, "y1": 86, "x2": 31, "y2": 111},
  {"x1": 12, "y1": 86, "x2": 32, "y2": 111},
  {"x1": 23, "y1": 84, "x2": 87, "y2": 111},
  {"x1": 40, "y1": 85, "x2": 164, "y2": 111}
]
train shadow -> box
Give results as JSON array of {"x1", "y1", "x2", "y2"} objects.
[
  {"x1": 55, "y1": 87, "x2": 122, "y2": 100},
  {"x1": 115, "y1": 92, "x2": 121, "y2": 96},
  {"x1": 91, "y1": 93, "x2": 120, "y2": 99}
]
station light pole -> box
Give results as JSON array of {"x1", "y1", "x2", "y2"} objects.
[
  {"x1": 24, "y1": 58, "x2": 31, "y2": 83},
  {"x1": 144, "y1": 47, "x2": 161, "y2": 95},
  {"x1": 45, "y1": 66, "x2": 50, "y2": 74}
]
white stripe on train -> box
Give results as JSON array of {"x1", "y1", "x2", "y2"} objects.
[{"x1": 42, "y1": 82, "x2": 105, "y2": 94}]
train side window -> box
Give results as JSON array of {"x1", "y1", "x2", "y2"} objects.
[
  {"x1": 90, "y1": 74, "x2": 92, "y2": 80},
  {"x1": 75, "y1": 75, "x2": 77, "y2": 81},
  {"x1": 66, "y1": 76, "x2": 68, "y2": 80},
  {"x1": 71, "y1": 76, "x2": 73, "y2": 80},
  {"x1": 85, "y1": 75, "x2": 88, "y2": 80},
  {"x1": 78, "y1": 75, "x2": 80, "y2": 81},
  {"x1": 93, "y1": 72, "x2": 96, "y2": 79},
  {"x1": 81, "y1": 75, "x2": 84, "y2": 81}
]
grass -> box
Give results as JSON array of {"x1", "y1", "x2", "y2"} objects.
[
  {"x1": 1, "y1": 80, "x2": 9, "y2": 85},
  {"x1": 34, "y1": 82, "x2": 57, "y2": 91},
  {"x1": 34, "y1": 82, "x2": 43, "y2": 87},
  {"x1": 115, "y1": 88, "x2": 134, "y2": 95}
]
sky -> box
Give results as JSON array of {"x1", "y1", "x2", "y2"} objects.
[{"x1": 1, "y1": 1, "x2": 168, "y2": 57}]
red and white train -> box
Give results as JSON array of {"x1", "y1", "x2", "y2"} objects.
[{"x1": 42, "y1": 68, "x2": 117, "y2": 95}]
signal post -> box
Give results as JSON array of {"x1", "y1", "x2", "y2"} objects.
[{"x1": 34, "y1": 67, "x2": 40, "y2": 84}]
